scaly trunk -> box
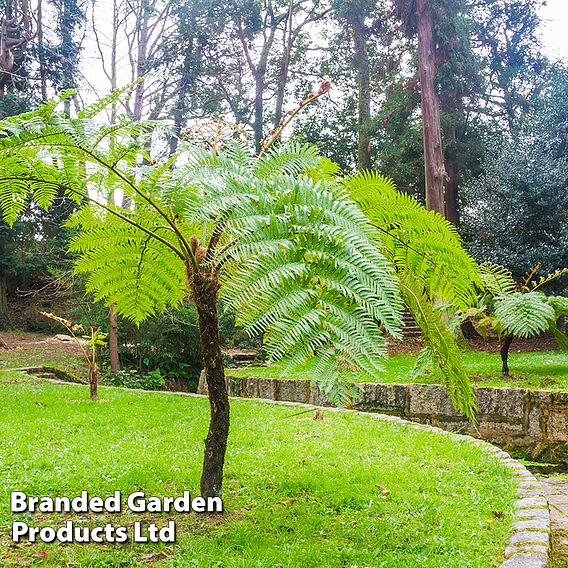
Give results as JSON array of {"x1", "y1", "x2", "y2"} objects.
[
  {"x1": 191, "y1": 270, "x2": 229, "y2": 499},
  {"x1": 500, "y1": 334, "x2": 513, "y2": 376},
  {"x1": 416, "y1": 0, "x2": 446, "y2": 215},
  {"x1": 108, "y1": 304, "x2": 120, "y2": 373}
]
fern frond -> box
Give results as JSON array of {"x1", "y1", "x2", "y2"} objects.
[
  {"x1": 493, "y1": 292, "x2": 555, "y2": 338},
  {"x1": 480, "y1": 263, "x2": 516, "y2": 295},
  {"x1": 400, "y1": 276, "x2": 476, "y2": 420},
  {"x1": 346, "y1": 171, "x2": 481, "y2": 311}
]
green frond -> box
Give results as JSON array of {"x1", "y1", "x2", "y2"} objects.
[
  {"x1": 254, "y1": 142, "x2": 323, "y2": 179},
  {"x1": 401, "y1": 276, "x2": 476, "y2": 420},
  {"x1": 493, "y1": 292, "x2": 556, "y2": 338},
  {"x1": 67, "y1": 205, "x2": 186, "y2": 324},
  {"x1": 480, "y1": 263, "x2": 517, "y2": 295},
  {"x1": 346, "y1": 170, "x2": 481, "y2": 311}
]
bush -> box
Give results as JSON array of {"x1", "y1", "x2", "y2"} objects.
[{"x1": 104, "y1": 368, "x2": 165, "y2": 391}]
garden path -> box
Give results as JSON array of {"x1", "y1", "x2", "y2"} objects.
[{"x1": 539, "y1": 476, "x2": 568, "y2": 566}]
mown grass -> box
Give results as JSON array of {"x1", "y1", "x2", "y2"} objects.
[
  {"x1": 228, "y1": 349, "x2": 568, "y2": 391},
  {"x1": 0, "y1": 370, "x2": 515, "y2": 567}
]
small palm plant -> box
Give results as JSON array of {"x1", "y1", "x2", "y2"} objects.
[
  {"x1": 40, "y1": 312, "x2": 107, "y2": 400},
  {"x1": 468, "y1": 264, "x2": 568, "y2": 375}
]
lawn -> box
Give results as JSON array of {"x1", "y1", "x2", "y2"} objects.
[
  {"x1": 227, "y1": 349, "x2": 568, "y2": 391},
  {"x1": 0, "y1": 370, "x2": 515, "y2": 567}
]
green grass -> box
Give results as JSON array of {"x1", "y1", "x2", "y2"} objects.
[
  {"x1": 227, "y1": 349, "x2": 568, "y2": 391},
  {"x1": 0, "y1": 370, "x2": 515, "y2": 567}
]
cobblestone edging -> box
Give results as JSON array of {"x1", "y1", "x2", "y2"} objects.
[{"x1": 250, "y1": 398, "x2": 552, "y2": 568}]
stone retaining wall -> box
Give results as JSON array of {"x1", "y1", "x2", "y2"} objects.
[{"x1": 199, "y1": 373, "x2": 568, "y2": 461}]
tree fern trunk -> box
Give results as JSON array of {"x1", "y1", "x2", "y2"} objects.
[
  {"x1": 192, "y1": 271, "x2": 229, "y2": 500},
  {"x1": 500, "y1": 334, "x2": 513, "y2": 376}
]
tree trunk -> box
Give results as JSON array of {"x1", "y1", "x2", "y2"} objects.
[
  {"x1": 445, "y1": 158, "x2": 459, "y2": 226},
  {"x1": 0, "y1": 249, "x2": 11, "y2": 330},
  {"x1": 108, "y1": 304, "x2": 120, "y2": 373},
  {"x1": 500, "y1": 334, "x2": 513, "y2": 376},
  {"x1": 253, "y1": 73, "x2": 264, "y2": 154},
  {"x1": 416, "y1": 0, "x2": 447, "y2": 215},
  {"x1": 89, "y1": 363, "x2": 99, "y2": 400},
  {"x1": 353, "y1": 17, "x2": 371, "y2": 172},
  {"x1": 192, "y1": 270, "x2": 229, "y2": 499},
  {"x1": 273, "y1": 1, "x2": 293, "y2": 129}
]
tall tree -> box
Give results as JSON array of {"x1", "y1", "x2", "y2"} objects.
[{"x1": 395, "y1": 0, "x2": 446, "y2": 214}]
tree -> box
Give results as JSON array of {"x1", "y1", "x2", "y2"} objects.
[
  {"x1": 0, "y1": 88, "x2": 479, "y2": 496},
  {"x1": 395, "y1": 0, "x2": 446, "y2": 214},
  {"x1": 0, "y1": 91, "x2": 408, "y2": 497},
  {"x1": 469, "y1": 264, "x2": 568, "y2": 376},
  {"x1": 461, "y1": 65, "x2": 568, "y2": 278},
  {"x1": 41, "y1": 311, "x2": 107, "y2": 399}
]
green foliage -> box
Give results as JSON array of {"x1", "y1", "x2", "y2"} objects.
[
  {"x1": 493, "y1": 292, "x2": 556, "y2": 338},
  {"x1": 346, "y1": 171, "x2": 480, "y2": 418},
  {"x1": 475, "y1": 263, "x2": 568, "y2": 352},
  {"x1": 0, "y1": 99, "x2": 405, "y2": 406},
  {"x1": 105, "y1": 368, "x2": 166, "y2": 391},
  {"x1": 462, "y1": 66, "x2": 568, "y2": 277},
  {"x1": 347, "y1": 171, "x2": 481, "y2": 310}
]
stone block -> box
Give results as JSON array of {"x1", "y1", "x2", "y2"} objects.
[
  {"x1": 257, "y1": 378, "x2": 275, "y2": 400},
  {"x1": 552, "y1": 391, "x2": 568, "y2": 405},
  {"x1": 309, "y1": 384, "x2": 331, "y2": 407},
  {"x1": 276, "y1": 379, "x2": 310, "y2": 403},
  {"x1": 547, "y1": 408, "x2": 568, "y2": 442},
  {"x1": 501, "y1": 553, "x2": 548, "y2": 568},
  {"x1": 357, "y1": 383, "x2": 406, "y2": 414},
  {"x1": 512, "y1": 519, "x2": 550, "y2": 532},
  {"x1": 408, "y1": 384, "x2": 460, "y2": 417},
  {"x1": 196, "y1": 370, "x2": 207, "y2": 395},
  {"x1": 474, "y1": 387, "x2": 525, "y2": 420},
  {"x1": 508, "y1": 531, "x2": 549, "y2": 547},
  {"x1": 243, "y1": 377, "x2": 258, "y2": 398},
  {"x1": 227, "y1": 376, "x2": 243, "y2": 396},
  {"x1": 515, "y1": 496, "x2": 548, "y2": 509},
  {"x1": 527, "y1": 406, "x2": 544, "y2": 438}
]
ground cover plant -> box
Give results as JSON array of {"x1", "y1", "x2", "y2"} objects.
[{"x1": 0, "y1": 370, "x2": 515, "y2": 567}]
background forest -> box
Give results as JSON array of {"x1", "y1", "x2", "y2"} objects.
[{"x1": 0, "y1": 0, "x2": 566, "y2": 389}]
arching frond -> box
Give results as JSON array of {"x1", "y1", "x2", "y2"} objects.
[
  {"x1": 345, "y1": 171, "x2": 481, "y2": 311},
  {"x1": 493, "y1": 292, "x2": 555, "y2": 338},
  {"x1": 401, "y1": 276, "x2": 476, "y2": 420},
  {"x1": 480, "y1": 263, "x2": 516, "y2": 295}
]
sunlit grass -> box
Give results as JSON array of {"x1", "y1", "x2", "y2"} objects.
[{"x1": 0, "y1": 371, "x2": 515, "y2": 567}]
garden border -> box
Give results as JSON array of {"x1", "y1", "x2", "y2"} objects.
[{"x1": 7, "y1": 367, "x2": 553, "y2": 566}]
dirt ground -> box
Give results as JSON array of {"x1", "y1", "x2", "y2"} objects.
[{"x1": 386, "y1": 333, "x2": 559, "y2": 355}]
